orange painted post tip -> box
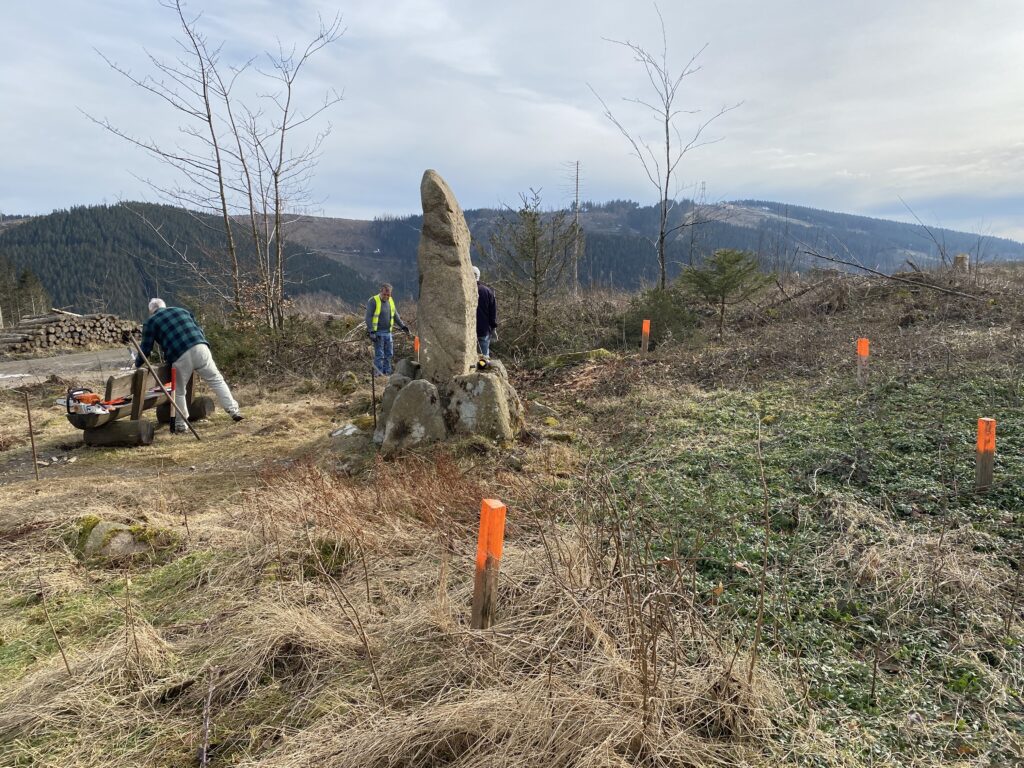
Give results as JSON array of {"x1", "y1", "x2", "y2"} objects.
[
  {"x1": 413, "y1": 335, "x2": 420, "y2": 353},
  {"x1": 856, "y1": 338, "x2": 869, "y2": 358},
  {"x1": 475, "y1": 499, "x2": 507, "y2": 571},
  {"x1": 976, "y1": 418, "x2": 996, "y2": 454},
  {"x1": 642, "y1": 319, "x2": 651, "y2": 335}
]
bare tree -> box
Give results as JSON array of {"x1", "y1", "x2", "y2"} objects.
[
  {"x1": 87, "y1": 0, "x2": 343, "y2": 327},
  {"x1": 590, "y1": 5, "x2": 738, "y2": 290}
]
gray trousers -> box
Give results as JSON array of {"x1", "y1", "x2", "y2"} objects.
[{"x1": 172, "y1": 344, "x2": 239, "y2": 426}]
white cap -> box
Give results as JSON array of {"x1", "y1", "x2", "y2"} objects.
[
  {"x1": 472, "y1": 266, "x2": 481, "y2": 280},
  {"x1": 148, "y1": 298, "x2": 166, "y2": 315}
]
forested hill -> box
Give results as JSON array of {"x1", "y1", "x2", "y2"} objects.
[
  {"x1": 292, "y1": 199, "x2": 1024, "y2": 296},
  {"x1": 0, "y1": 204, "x2": 376, "y2": 318},
  {"x1": 2, "y1": 199, "x2": 1022, "y2": 316}
]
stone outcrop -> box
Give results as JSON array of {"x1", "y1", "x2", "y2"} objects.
[
  {"x1": 382, "y1": 379, "x2": 447, "y2": 455},
  {"x1": 416, "y1": 170, "x2": 477, "y2": 384}
]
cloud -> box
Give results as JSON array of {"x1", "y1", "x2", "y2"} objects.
[{"x1": 3, "y1": 1, "x2": 1024, "y2": 240}]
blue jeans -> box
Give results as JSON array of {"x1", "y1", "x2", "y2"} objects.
[
  {"x1": 373, "y1": 332, "x2": 394, "y2": 375},
  {"x1": 478, "y1": 334, "x2": 490, "y2": 357}
]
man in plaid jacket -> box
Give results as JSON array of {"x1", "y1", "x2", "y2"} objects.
[{"x1": 135, "y1": 298, "x2": 243, "y2": 432}]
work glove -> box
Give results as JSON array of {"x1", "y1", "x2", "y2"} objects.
[
  {"x1": 491, "y1": 328, "x2": 499, "y2": 342},
  {"x1": 368, "y1": 331, "x2": 377, "y2": 341},
  {"x1": 402, "y1": 324, "x2": 411, "y2": 337}
]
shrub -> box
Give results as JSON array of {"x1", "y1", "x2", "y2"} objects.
[{"x1": 616, "y1": 284, "x2": 698, "y2": 350}]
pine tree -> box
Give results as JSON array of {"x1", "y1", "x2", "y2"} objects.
[{"x1": 679, "y1": 248, "x2": 771, "y2": 338}]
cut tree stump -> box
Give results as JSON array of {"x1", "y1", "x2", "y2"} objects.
[
  {"x1": 187, "y1": 396, "x2": 216, "y2": 421},
  {"x1": 83, "y1": 419, "x2": 155, "y2": 447}
]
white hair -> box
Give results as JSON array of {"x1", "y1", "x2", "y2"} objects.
[
  {"x1": 148, "y1": 298, "x2": 167, "y2": 315},
  {"x1": 472, "y1": 266, "x2": 481, "y2": 280}
]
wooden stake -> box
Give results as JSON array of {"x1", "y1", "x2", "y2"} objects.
[
  {"x1": 38, "y1": 575, "x2": 72, "y2": 677},
  {"x1": 414, "y1": 335, "x2": 420, "y2": 363},
  {"x1": 22, "y1": 392, "x2": 39, "y2": 481},
  {"x1": 641, "y1": 319, "x2": 651, "y2": 356},
  {"x1": 856, "y1": 337, "x2": 869, "y2": 384},
  {"x1": 370, "y1": 365, "x2": 377, "y2": 432},
  {"x1": 471, "y1": 499, "x2": 507, "y2": 630},
  {"x1": 976, "y1": 417, "x2": 996, "y2": 492}
]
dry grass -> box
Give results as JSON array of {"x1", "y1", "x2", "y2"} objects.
[{"x1": 0, "y1": 443, "x2": 794, "y2": 767}]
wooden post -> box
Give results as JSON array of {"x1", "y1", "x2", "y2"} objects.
[
  {"x1": 471, "y1": 498, "x2": 507, "y2": 630},
  {"x1": 370, "y1": 366, "x2": 377, "y2": 432},
  {"x1": 22, "y1": 392, "x2": 39, "y2": 481},
  {"x1": 976, "y1": 418, "x2": 996, "y2": 492},
  {"x1": 641, "y1": 319, "x2": 651, "y2": 355},
  {"x1": 413, "y1": 335, "x2": 420, "y2": 363},
  {"x1": 129, "y1": 368, "x2": 147, "y2": 421},
  {"x1": 856, "y1": 337, "x2": 869, "y2": 384}
]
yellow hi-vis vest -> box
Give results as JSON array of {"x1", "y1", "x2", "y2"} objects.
[{"x1": 371, "y1": 294, "x2": 397, "y2": 331}]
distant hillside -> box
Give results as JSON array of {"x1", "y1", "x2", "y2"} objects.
[
  {"x1": 292, "y1": 199, "x2": 1024, "y2": 295},
  {"x1": 2, "y1": 199, "x2": 1021, "y2": 315},
  {"x1": 0, "y1": 204, "x2": 377, "y2": 318}
]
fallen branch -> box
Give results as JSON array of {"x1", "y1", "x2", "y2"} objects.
[{"x1": 800, "y1": 248, "x2": 983, "y2": 301}]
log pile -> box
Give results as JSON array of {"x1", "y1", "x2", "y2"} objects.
[{"x1": 0, "y1": 312, "x2": 138, "y2": 354}]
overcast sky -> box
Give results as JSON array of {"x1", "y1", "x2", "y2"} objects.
[{"x1": 4, "y1": 1, "x2": 1023, "y2": 239}]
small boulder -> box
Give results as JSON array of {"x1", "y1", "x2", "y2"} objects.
[
  {"x1": 330, "y1": 423, "x2": 373, "y2": 454},
  {"x1": 381, "y1": 379, "x2": 448, "y2": 456},
  {"x1": 375, "y1": 374, "x2": 411, "y2": 443},
  {"x1": 78, "y1": 519, "x2": 176, "y2": 561},
  {"x1": 446, "y1": 370, "x2": 524, "y2": 443}
]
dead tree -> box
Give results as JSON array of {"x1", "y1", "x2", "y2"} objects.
[
  {"x1": 88, "y1": 0, "x2": 343, "y2": 327},
  {"x1": 590, "y1": 4, "x2": 738, "y2": 290}
]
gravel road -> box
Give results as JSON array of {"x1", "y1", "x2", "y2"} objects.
[{"x1": 0, "y1": 348, "x2": 135, "y2": 389}]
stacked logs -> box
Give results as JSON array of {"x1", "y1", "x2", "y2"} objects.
[{"x1": 0, "y1": 312, "x2": 138, "y2": 354}]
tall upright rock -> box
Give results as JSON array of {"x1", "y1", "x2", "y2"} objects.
[{"x1": 417, "y1": 170, "x2": 477, "y2": 384}]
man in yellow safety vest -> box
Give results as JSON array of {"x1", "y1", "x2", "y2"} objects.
[{"x1": 364, "y1": 282, "x2": 410, "y2": 375}]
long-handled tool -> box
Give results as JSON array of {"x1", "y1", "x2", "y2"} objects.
[{"x1": 128, "y1": 337, "x2": 202, "y2": 442}]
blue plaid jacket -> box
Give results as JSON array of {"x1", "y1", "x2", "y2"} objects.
[{"x1": 135, "y1": 307, "x2": 208, "y2": 367}]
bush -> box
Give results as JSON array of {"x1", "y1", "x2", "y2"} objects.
[
  {"x1": 617, "y1": 284, "x2": 698, "y2": 350},
  {"x1": 489, "y1": 290, "x2": 627, "y2": 362},
  {"x1": 204, "y1": 315, "x2": 369, "y2": 385}
]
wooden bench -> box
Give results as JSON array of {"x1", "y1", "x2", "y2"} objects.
[{"x1": 66, "y1": 364, "x2": 214, "y2": 446}]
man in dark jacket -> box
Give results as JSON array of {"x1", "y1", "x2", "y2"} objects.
[
  {"x1": 135, "y1": 298, "x2": 242, "y2": 433},
  {"x1": 473, "y1": 266, "x2": 498, "y2": 357}
]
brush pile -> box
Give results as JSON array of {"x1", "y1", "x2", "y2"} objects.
[{"x1": 0, "y1": 312, "x2": 137, "y2": 354}]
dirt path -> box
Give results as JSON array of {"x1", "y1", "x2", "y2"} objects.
[{"x1": 0, "y1": 347, "x2": 133, "y2": 389}]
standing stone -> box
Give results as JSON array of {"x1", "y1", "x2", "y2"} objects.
[{"x1": 417, "y1": 170, "x2": 477, "y2": 385}]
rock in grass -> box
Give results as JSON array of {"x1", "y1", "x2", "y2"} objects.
[
  {"x1": 330, "y1": 423, "x2": 372, "y2": 455},
  {"x1": 76, "y1": 517, "x2": 177, "y2": 561}
]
